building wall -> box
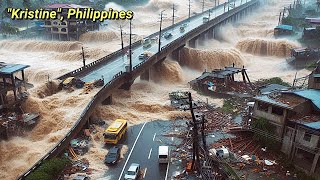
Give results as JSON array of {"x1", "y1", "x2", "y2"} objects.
[
  {"x1": 282, "y1": 126, "x2": 295, "y2": 154},
  {"x1": 253, "y1": 102, "x2": 286, "y2": 125},
  {"x1": 296, "y1": 127, "x2": 320, "y2": 150}
]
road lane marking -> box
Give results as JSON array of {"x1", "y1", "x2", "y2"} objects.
[
  {"x1": 165, "y1": 161, "x2": 170, "y2": 180},
  {"x1": 148, "y1": 148, "x2": 152, "y2": 159},
  {"x1": 118, "y1": 122, "x2": 147, "y2": 180},
  {"x1": 153, "y1": 133, "x2": 156, "y2": 141},
  {"x1": 143, "y1": 168, "x2": 147, "y2": 178}
]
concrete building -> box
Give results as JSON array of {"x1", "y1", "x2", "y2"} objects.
[
  {"x1": 43, "y1": 4, "x2": 99, "y2": 41},
  {"x1": 251, "y1": 63, "x2": 320, "y2": 175}
]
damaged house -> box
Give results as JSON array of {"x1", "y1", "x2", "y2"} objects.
[{"x1": 250, "y1": 63, "x2": 320, "y2": 175}]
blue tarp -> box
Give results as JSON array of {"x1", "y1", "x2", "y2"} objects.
[{"x1": 275, "y1": 25, "x2": 293, "y2": 31}]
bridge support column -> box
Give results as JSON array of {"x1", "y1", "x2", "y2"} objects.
[
  {"x1": 199, "y1": 33, "x2": 206, "y2": 46},
  {"x1": 208, "y1": 28, "x2": 214, "y2": 39},
  {"x1": 120, "y1": 80, "x2": 134, "y2": 90},
  {"x1": 102, "y1": 95, "x2": 112, "y2": 105},
  {"x1": 188, "y1": 38, "x2": 197, "y2": 48},
  {"x1": 171, "y1": 45, "x2": 185, "y2": 62},
  {"x1": 214, "y1": 26, "x2": 220, "y2": 40},
  {"x1": 140, "y1": 69, "x2": 150, "y2": 81}
]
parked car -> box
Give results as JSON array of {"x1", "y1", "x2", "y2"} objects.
[
  {"x1": 203, "y1": 17, "x2": 209, "y2": 23},
  {"x1": 138, "y1": 52, "x2": 150, "y2": 60},
  {"x1": 73, "y1": 175, "x2": 91, "y2": 180},
  {"x1": 104, "y1": 146, "x2": 120, "y2": 165},
  {"x1": 124, "y1": 163, "x2": 140, "y2": 180},
  {"x1": 143, "y1": 38, "x2": 151, "y2": 48},
  {"x1": 163, "y1": 32, "x2": 173, "y2": 39}
]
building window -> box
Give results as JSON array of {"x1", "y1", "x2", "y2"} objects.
[
  {"x1": 257, "y1": 102, "x2": 269, "y2": 112},
  {"x1": 315, "y1": 77, "x2": 320, "y2": 83},
  {"x1": 272, "y1": 107, "x2": 284, "y2": 116},
  {"x1": 61, "y1": 28, "x2": 67, "y2": 32},
  {"x1": 303, "y1": 133, "x2": 312, "y2": 142}
]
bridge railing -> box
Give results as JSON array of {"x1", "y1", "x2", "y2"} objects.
[{"x1": 58, "y1": 40, "x2": 142, "y2": 80}]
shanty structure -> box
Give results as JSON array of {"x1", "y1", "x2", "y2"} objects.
[
  {"x1": 305, "y1": 18, "x2": 320, "y2": 27},
  {"x1": 308, "y1": 61, "x2": 320, "y2": 90},
  {"x1": 286, "y1": 48, "x2": 320, "y2": 67},
  {"x1": 189, "y1": 65, "x2": 253, "y2": 98},
  {"x1": 274, "y1": 24, "x2": 293, "y2": 37},
  {"x1": 303, "y1": 27, "x2": 318, "y2": 39},
  {"x1": 0, "y1": 62, "x2": 30, "y2": 111},
  {"x1": 43, "y1": 4, "x2": 99, "y2": 41}
]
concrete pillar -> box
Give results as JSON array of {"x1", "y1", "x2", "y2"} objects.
[
  {"x1": 119, "y1": 81, "x2": 134, "y2": 90},
  {"x1": 199, "y1": 33, "x2": 206, "y2": 46},
  {"x1": 102, "y1": 95, "x2": 112, "y2": 105},
  {"x1": 311, "y1": 153, "x2": 320, "y2": 173},
  {"x1": 208, "y1": 28, "x2": 214, "y2": 39},
  {"x1": 140, "y1": 69, "x2": 150, "y2": 81},
  {"x1": 189, "y1": 38, "x2": 197, "y2": 48},
  {"x1": 214, "y1": 26, "x2": 220, "y2": 40}
]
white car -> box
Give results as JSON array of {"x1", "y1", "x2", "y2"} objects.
[{"x1": 124, "y1": 163, "x2": 140, "y2": 180}]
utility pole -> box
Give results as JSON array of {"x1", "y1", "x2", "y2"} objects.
[
  {"x1": 172, "y1": 4, "x2": 176, "y2": 25},
  {"x1": 228, "y1": 0, "x2": 230, "y2": 11},
  {"x1": 158, "y1": 10, "x2": 165, "y2": 52},
  {"x1": 201, "y1": 114, "x2": 207, "y2": 152},
  {"x1": 129, "y1": 20, "x2": 132, "y2": 72},
  {"x1": 81, "y1": 47, "x2": 85, "y2": 67},
  {"x1": 202, "y1": 0, "x2": 205, "y2": 12},
  {"x1": 120, "y1": 25, "x2": 124, "y2": 50},
  {"x1": 188, "y1": 0, "x2": 191, "y2": 18},
  {"x1": 278, "y1": 12, "x2": 282, "y2": 25}
]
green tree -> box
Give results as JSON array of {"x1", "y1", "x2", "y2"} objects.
[
  {"x1": 0, "y1": 22, "x2": 19, "y2": 35},
  {"x1": 23, "y1": 0, "x2": 32, "y2": 9},
  {"x1": 6, "y1": 0, "x2": 13, "y2": 8}
]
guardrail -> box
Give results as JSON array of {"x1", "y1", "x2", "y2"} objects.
[{"x1": 18, "y1": 1, "x2": 259, "y2": 179}]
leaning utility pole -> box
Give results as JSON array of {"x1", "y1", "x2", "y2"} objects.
[
  {"x1": 81, "y1": 47, "x2": 86, "y2": 67},
  {"x1": 120, "y1": 25, "x2": 124, "y2": 50},
  {"x1": 188, "y1": 92, "x2": 200, "y2": 171},
  {"x1": 129, "y1": 20, "x2": 132, "y2": 72},
  {"x1": 158, "y1": 10, "x2": 165, "y2": 52}
]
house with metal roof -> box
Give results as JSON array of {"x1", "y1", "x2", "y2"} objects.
[
  {"x1": 274, "y1": 24, "x2": 293, "y2": 37},
  {"x1": 308, "y1": 61, "x2": 320, "y2": 90}
]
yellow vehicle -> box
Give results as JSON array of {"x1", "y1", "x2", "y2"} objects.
[{"x1": 104, "y1": 119, "x2": 127, "y2": 144}]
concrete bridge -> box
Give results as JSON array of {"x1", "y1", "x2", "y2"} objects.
[{"x1": 18, "y1": 0, "x2": 260, "y2": 179}]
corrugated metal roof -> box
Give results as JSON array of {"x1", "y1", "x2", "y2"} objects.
[
  {"x1": 275, "y1": 25, "x2": 293, "y2": 31},
  {"x1": 304, "y1": 121, "x2": 320, "y2": 130},
  {"x1": 313, "y1": 74, "x2": 320, "y2": 78},
  {"x1": 254, "y1": 95, "x2": 293, "y2": 109},
  {"x1": 0, "y1": 63, "x2": 29, "y2": 75},
  {"x1": 291, "y1": 89, "x2": 320, "y2": 110},
  {"x1": 46, "y1": 3, "x2": 90, "y2": 9},
  {"x1": 260, "y1": 84, "x2": 289, "y2": 94}
]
